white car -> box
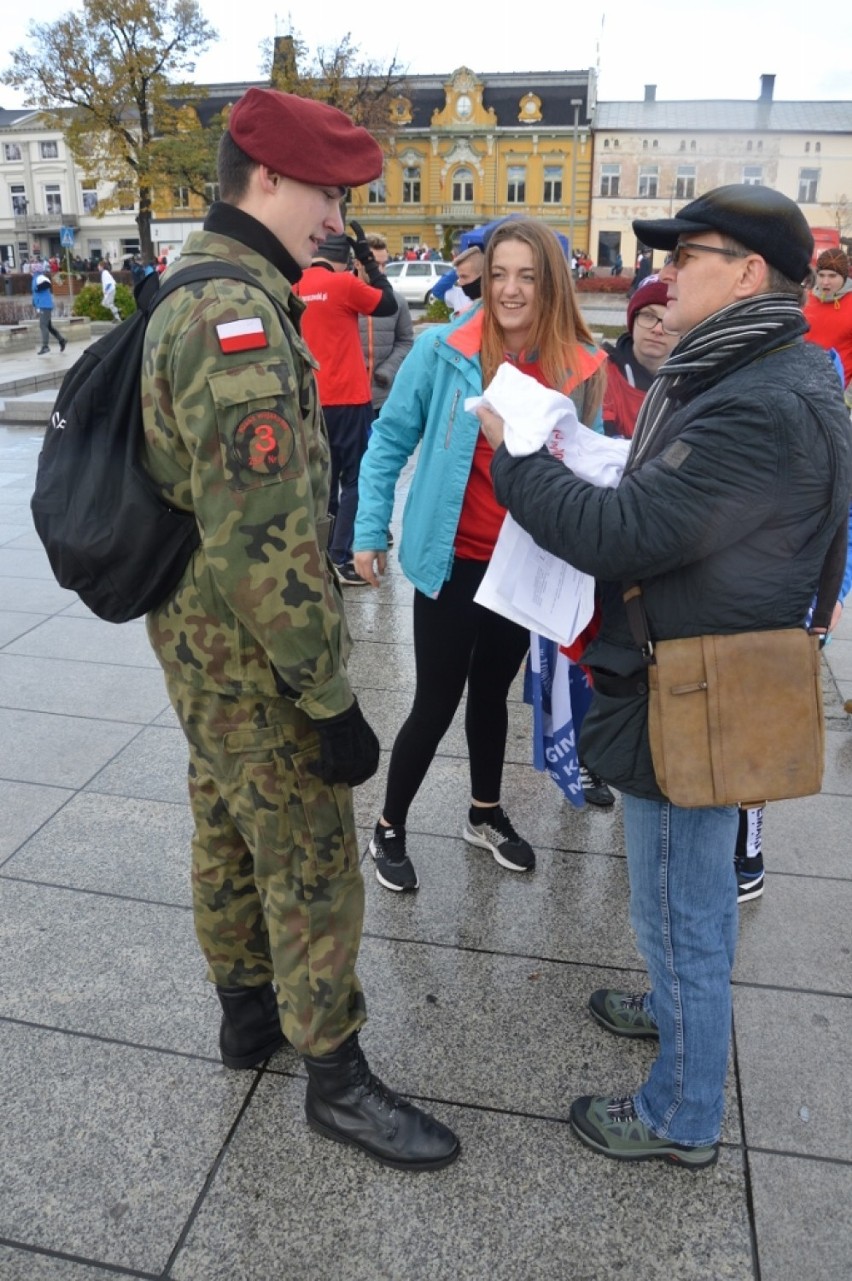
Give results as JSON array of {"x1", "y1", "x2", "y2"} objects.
[{"x1": 383, "y1": 259, "x2": 454, "y2": 306}]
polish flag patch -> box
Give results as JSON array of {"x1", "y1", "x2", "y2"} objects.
[{"x1": 216, "y1": 317, "x2": 268, "y2": 354}]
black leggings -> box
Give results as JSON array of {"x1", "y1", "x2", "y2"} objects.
[{"x1": 382, "y1": 558, "x2": 530, "y2": 826}]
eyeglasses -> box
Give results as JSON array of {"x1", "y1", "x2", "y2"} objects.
[
  {"x1": 670, "y1": 242, "x2": 750, "y2": 269},
  {"x1": 633, "y1": 309, "x2": 668, "y2": 331}
]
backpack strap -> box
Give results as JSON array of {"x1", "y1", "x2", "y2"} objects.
[{"x1": 150, "y1": 261, "x2": 286, "y2": 321}]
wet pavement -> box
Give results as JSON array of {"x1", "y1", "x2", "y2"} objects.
[{"x1": 0, "y1": 327, "x2": 851, "y2": 1280}]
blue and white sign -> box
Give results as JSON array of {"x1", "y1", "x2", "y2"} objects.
[{"x1": 59, "y1": 226, "x2": 75, "y2": 248}]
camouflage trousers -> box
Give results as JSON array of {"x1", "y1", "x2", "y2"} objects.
[{"x1": 165, "y1": 675, "x2": 367, "y2": 1057}]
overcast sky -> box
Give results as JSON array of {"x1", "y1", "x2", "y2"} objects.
[{"x1": 1, "y1": 0, "x2": 849, "y2": 109}]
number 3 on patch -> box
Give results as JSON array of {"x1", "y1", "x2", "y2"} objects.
[{"x1": 232, "y1": 411, "x2": 295, "y2": 474}]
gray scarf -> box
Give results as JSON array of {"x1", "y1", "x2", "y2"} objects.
[{"x1": 628, "y1": 294, "x2": 807, "y2": 470}]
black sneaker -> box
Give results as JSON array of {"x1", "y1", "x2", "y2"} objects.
[
  {"x1": 735, "y1": 853, "x2": 765, "y2": 903},
  {"x1": 579, "y1": 763, "x2": 615, "y2": 808},
  {"x1": 369, "y1": 823, "x2": 419, "y2": 892},
  {"x1": 335, "y1": 561, "x2": 369, "y2": 587},
  {"x1": 387, "y1": 529, "x2": 394, "y2": 548},
  {"x1": 463, "y1": 806, "x2": 535, "y2": 872},
  {"x1": 59, "y1": 337, "x2": 67, "y2": 352}
]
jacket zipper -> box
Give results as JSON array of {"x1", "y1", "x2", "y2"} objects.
[{"x1": 445, "y1": 389, "x2": 461, "y2": 448}]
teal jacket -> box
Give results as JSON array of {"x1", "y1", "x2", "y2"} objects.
[{"x1": 353, "y1": 305, "x2": 605, "y2": 597}]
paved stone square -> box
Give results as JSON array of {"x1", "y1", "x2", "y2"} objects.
[{"x1": 1, "y1": 334, "x2": 851, "y2": 1279}]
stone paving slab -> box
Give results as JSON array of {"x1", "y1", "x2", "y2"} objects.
[
  {"x1": 168, "y1": 1074, "x2": 752, "y2": 1281},
  {"x1": 747, "y1": 1151, "x2": 852, "y2": 1281},
  {"x1": 2, "y1": 1022, "x2": 253, "y2": 1275}
]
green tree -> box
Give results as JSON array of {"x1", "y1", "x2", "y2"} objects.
[{"x1": 0, "y1": 0, "x2": 217, "y2": 261}]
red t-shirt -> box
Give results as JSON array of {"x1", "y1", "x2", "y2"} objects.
[
  {"x1": 454, "y1": 357, "x2": 552, "y2": 561},
  {"x1": 295, "y1": 267, "x2": 383, "y2": 405}
]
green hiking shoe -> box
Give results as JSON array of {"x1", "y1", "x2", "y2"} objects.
[
  {"x1": 588, "y1": 989, "x2": 659, "y2": 1039},
  {"x1": 569, "y1": 1095, "x2": 719, "y2": 1169}
]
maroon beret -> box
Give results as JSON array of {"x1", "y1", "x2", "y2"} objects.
[
  {"x1": 626, "y1": 276, "x2": 670, "y2": 334},
  {"x1": 228, "y1": 87, "x2": 383, "y2": 188}
]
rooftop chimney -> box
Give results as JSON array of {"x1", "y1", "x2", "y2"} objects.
[
  {"x1": 759, "y1": 74, "x2": 775, "y2": 103},
  {"x1": 644, "y1": 84, "x2": 656, "y2": 103}
]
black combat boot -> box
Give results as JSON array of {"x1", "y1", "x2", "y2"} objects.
[
  {"x1": 303, "y1": 1032, "x2": 460, "y2": 1171},
  {"x1": 216, "y1": 982, "x2": 287, "y2": 1069}
]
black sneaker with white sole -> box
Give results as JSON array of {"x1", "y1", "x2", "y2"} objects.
[
  {"x1": 735, "y1": 853, "x2": 765, "y2": 903},
  {"x1": 335, "y1": 561, "x2": 369, "y2": 587},
  {"x1": 463, "y1": 805, "x2": 535, "y2": 872},
  {"x1": 579, "y1": 763, "x2": 616, "y2": 808},
  {"x1": 368, "y1": 823, "x2": 419, "y2": 892}
]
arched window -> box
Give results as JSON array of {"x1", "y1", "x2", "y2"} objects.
[{"x1": 452, "y1": 167, "x2": 474, "y2": 202}]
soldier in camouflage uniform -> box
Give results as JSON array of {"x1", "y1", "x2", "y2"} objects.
[{"x1": 140, "y1": 86, "x2": 459, "y2": 1172}]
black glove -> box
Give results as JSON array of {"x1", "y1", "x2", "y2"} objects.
[
  {"x1": 312, "y1": 697, "x2": 380, "y2": 787},
  {"x1": 347, "y1": 219, "x2": 374, "y2": 267}
]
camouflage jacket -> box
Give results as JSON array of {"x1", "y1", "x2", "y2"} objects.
[{"x1": 140, "y1": 228, "x2": 353, "y2": 719}]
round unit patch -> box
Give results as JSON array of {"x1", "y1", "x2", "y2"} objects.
[{"x1": 233, "y1": 411, "x2": 295, "y2": 474}]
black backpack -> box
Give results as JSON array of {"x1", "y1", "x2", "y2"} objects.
[{"x1": 31, "y1": 262, "x2": 275, "y2": 623}]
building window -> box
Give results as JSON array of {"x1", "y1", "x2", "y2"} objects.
[
  {"x1": 367, "y1": 176, "x2": 386, "y2": 204},
  {"x1": 402, "y1": 165, "x2": 421, "y2": 203},
  {"x1": 402, "y1": 234, "x2": 419, "y2": 254},
  {"x1": 118, "y1": 185, "x2": 136, "y2": 211},
  {"x1": 44, "y1": 184, "x2": 62, "y2": 216},
  {"x1": 10, "y1": 185, "x2": 28, "y2": 216},
  {"x1": 452, "y1": 167, "x2": 474, "y2": 202},
  {"x1": 204, "y1": 181, "x2": 220, "y2": 204},
  {"x1": 679, "y1": 140, "x2": 686, "y2": 151},
  {"x1": 798, "y1": 168, "x2": 819, "y2": 203},
  {"x1": 81, "y1": 187, "x2": 98, "y2": 213},
  {"x1": 87, "y1": 240, "x2": 102, "y2": 262},
  {"x1": 642, "y1": 139, "x2": 648, "y2": 150},
  {"x1": 675, "y1": 165, "x2": 696, "y2": 200},
  {"x1": 543, "y1": 165, "x2": 562, "y2": 203},
  {"x1": 600, "y1": 163, "x2": 620, "y2": 197},
  {"x1": 613, "y1": 139, "x2": 619, "y2": 148},
  {"x1": 747, "y1": 140, "x2": 753, "y2": 152},
  {"x1": 652, "y1": 139, "x2": 659, "y2": 148},
  {"x1": 757, "y1": 140, "x2": 763, "y2": 151},
  {"x1": 690, "y1": 140, "x2": 696, "y2": 150},
  {"x1": 40, "y1": 141, "x2": 59, "y2": 159},
  {"x1": 173, "y1": 186, "x2": 189, "y2": 209},
  {"x1": 506, "y1": 165, "x2": 525, "y2": 203},
  {"x1": 4, "y1": 143, "x2": 22, "y2": 161},
  {"x1": 816, "y1": 141, "x2": 821, "y2": 152},
  {"x1": 805, "y1": 141, "x2": 811, "y2": 153},
  {"x1": 742, "y1": 165, "x2": 763, "y2": 186},
  {"x1": 638, "y1": 166, "x2": 659, "y2": 199},
  {"x1": 603, "y1": 138, "x2": 610, "y2": 148}
]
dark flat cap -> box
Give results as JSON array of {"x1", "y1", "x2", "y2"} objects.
[
  {"x1": 634, "y1": 184, "x2": 813, "y2": 283},
  {"x1": 228, "y1": 88, "x2": 383, "y2": 188}
]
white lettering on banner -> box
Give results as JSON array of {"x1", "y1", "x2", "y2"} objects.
[
  {"x1": 299, "y1": 291, "x2": 328, "y2": 303},
  {"x1": 545, "y1": 731, "x2": 577, "y2": 763}
]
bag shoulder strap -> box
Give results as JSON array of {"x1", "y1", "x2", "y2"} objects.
[{"x1": 623, "y1": 519, "x2": 845, "y2": 660}]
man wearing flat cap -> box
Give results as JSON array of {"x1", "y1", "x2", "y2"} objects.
[
  {"x1": 477, "y1": 183, "x2": 852, "y2": 1168},
  {"x1": 140, "y1": 86, "x2": 459, "y2": 1172}
]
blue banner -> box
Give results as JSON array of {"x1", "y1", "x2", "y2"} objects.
[{"x1": 524, "y1": 634, "x2": 594, "y2": 808}]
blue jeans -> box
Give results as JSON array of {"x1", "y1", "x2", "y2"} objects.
[{"x1": 623, "y1": 794, "x2": 739, "y2": 1147}]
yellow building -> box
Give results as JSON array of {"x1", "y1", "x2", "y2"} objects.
[{"x1": 349, "y1": 66, "x2": 595, "y2": 258}]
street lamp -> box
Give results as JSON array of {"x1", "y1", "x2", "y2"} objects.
[{"x1": 569, "y1": 99, "x2": 582, "y2": 260}]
